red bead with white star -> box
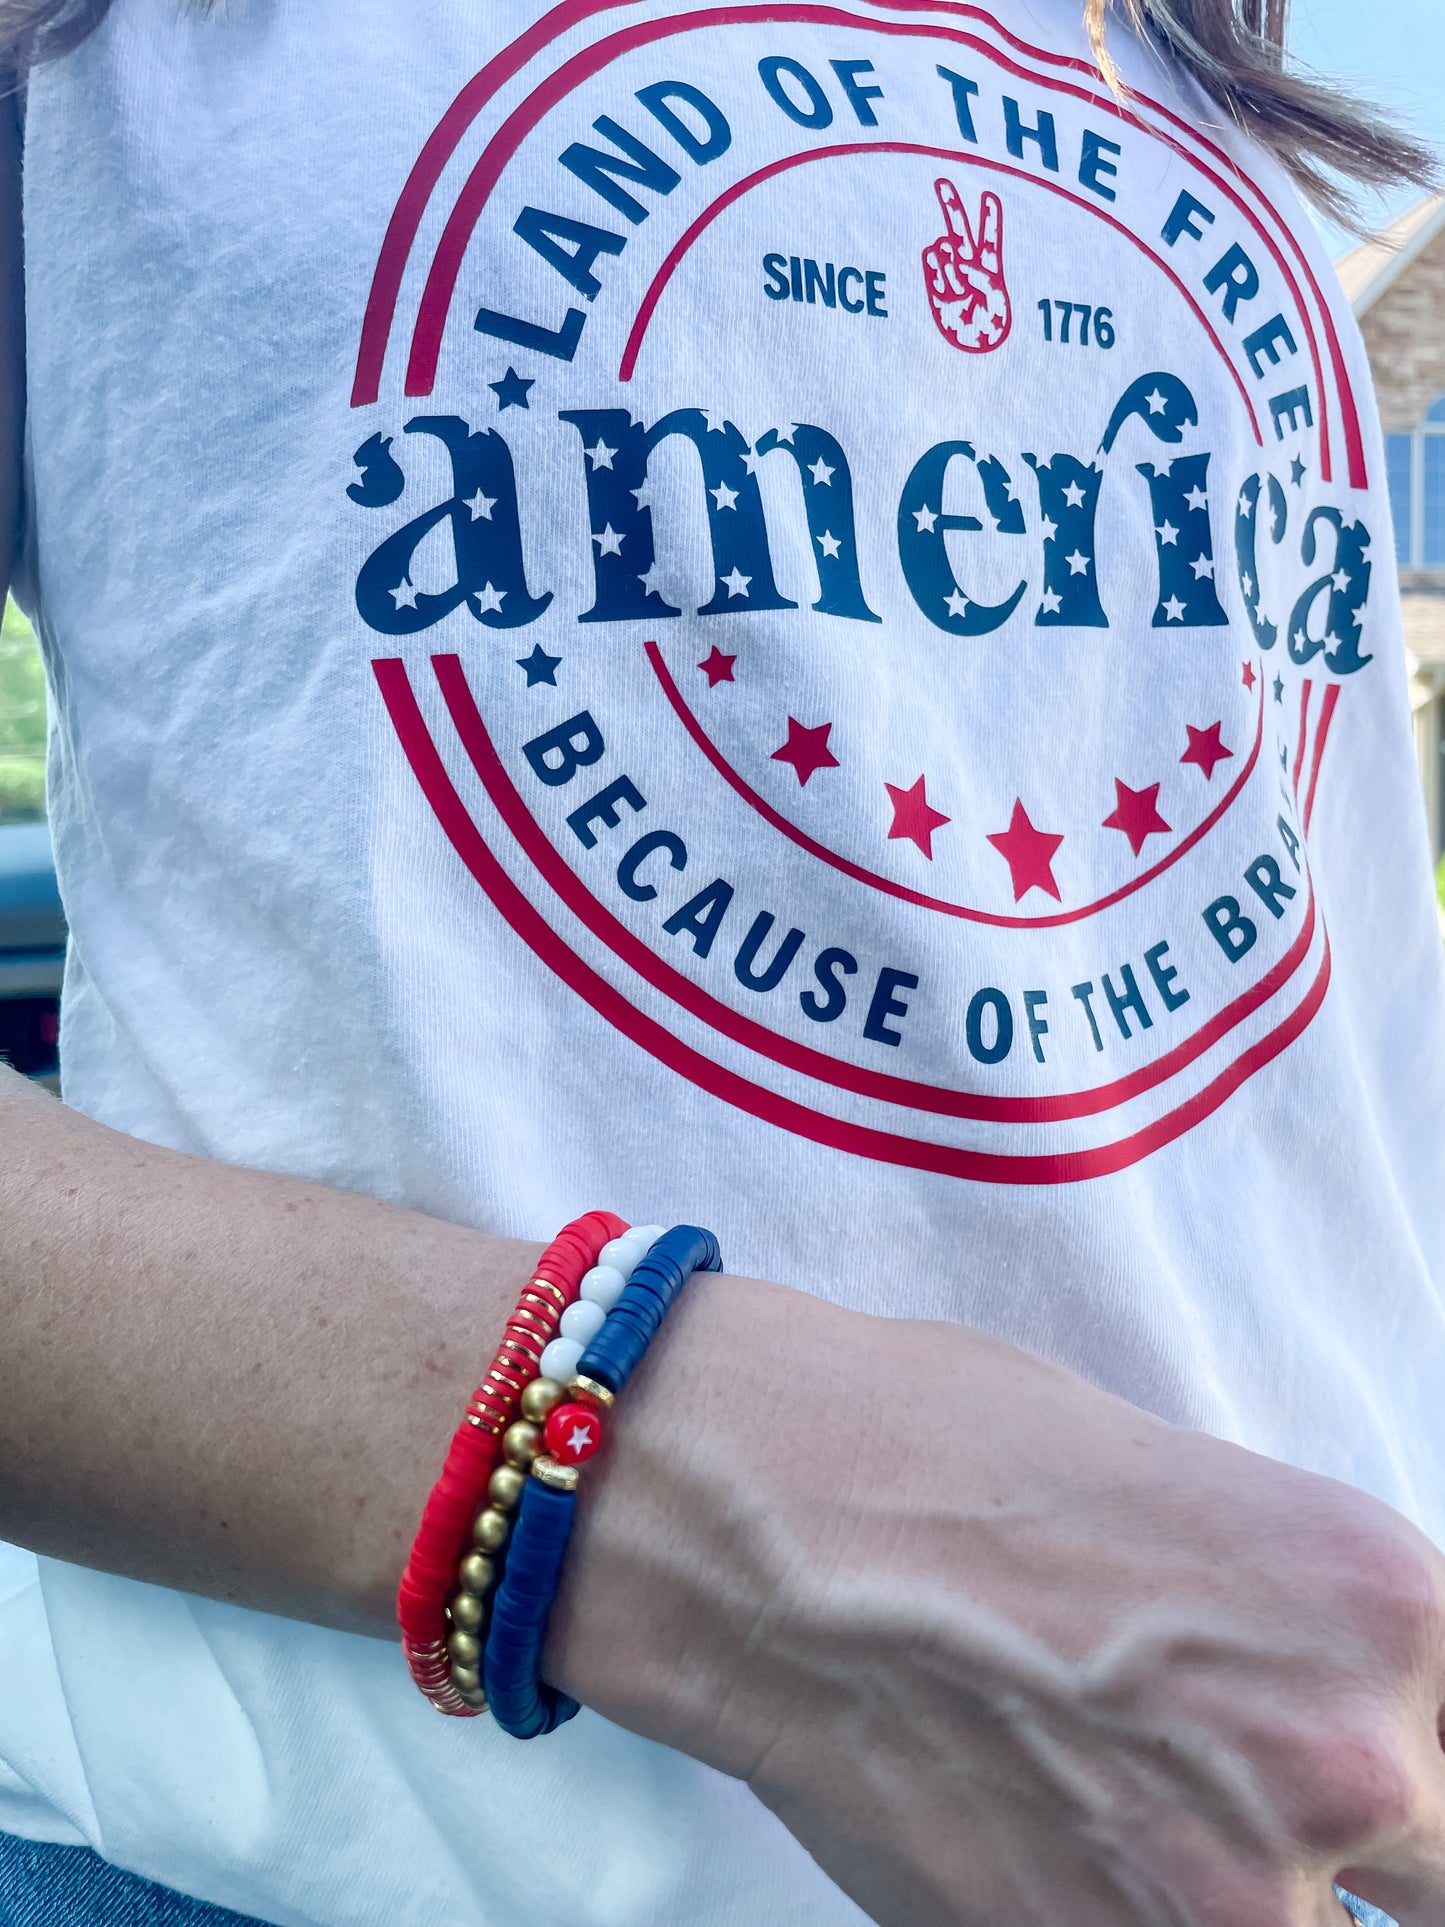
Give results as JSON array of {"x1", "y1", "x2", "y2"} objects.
[{"x1": 544, "y1": 1402, "x2": 605, "y2": 1466}]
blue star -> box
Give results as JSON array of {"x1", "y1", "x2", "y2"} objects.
[
  {"x1": 516, "y1": 644, "x2": 560, "y2": 686},
  {"x1": 1289, "y1": 455, "x2": 1306, "y2": 486},
  {"x1": 1273, "y1": 674, "x2": 1284, "y2": 703},
  {"x1": 490, "y1": 367, "x2": 534, "y2": 411}
]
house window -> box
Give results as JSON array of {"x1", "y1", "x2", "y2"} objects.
[
  {"x1": 1390, "y1": 395, "x2": 1445, "y2": 569},
  {"x1": 1387, "y1": 431, "x2": 1413, "y2": 564}
]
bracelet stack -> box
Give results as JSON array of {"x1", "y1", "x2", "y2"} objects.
[
  {"x1": 397, "y1": 1210, "x2": 628, "y2": 1717},
  {"x1": 399, "y1": 1216, "x2": 722, "y2": 1733},
  {"x1": 485, "y1": 1223, "x2": 722, "y2": 1738}
]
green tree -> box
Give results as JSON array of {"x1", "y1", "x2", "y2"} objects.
[{"x1": 0, "y1": 598, "x2": 45, "y2": 824}]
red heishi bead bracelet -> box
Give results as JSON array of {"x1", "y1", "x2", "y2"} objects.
[{"x1": 398, "y1": 1210, "x2": 627, "y2": 1714}]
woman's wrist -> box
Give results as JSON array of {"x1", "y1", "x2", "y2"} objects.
[
  {"x1": 538, "y1": 1270, "x2": 1055, "y2": 1764},
  {"x1": 543, "y1": 1264, "x2": 832, "y2": 1772},
  {"x1": 542, "y1": 1268, "x2": 1172, "y2": 1778}
]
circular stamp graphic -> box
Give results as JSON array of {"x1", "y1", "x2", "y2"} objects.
[{"x1": 346, "y1": 0, "x2": 1374, "y2": 1181}]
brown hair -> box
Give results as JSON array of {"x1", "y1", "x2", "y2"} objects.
[
  {"x1": 3, "y1": 0, "x2": 1438, "y2": 220},
  {"x1": 1087, "y1": 0, "x2": 1437, "y2": 223}
]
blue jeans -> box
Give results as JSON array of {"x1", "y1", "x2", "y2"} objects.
[
  {"x1": 1339, "y1": 1895, "x2": 1399, "y2": 1927},
  {"x1": 0, "y1": 1833, "x2": 275, "y2": 1925},
  {"x1": 0, "y1": 1827, "x2": 1400, "y2": 1925}
]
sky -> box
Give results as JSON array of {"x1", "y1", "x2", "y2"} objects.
[{"x1": 1287, "y1": 0, "x2": 1444, "y2": 253}]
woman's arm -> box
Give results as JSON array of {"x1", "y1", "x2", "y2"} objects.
[
  {"x1": 7, "y1": 1080, "x2": 1445, "y2": 1927},
  {"x1": 0, "y1": 1065, "x2": 567, "y2": 1627}
]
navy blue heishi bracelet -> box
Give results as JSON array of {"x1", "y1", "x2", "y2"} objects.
[{"x1": 483, "y1": 1224, "x2": 723, "y2": 1739}]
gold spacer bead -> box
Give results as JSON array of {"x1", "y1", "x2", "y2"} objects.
[
  {"x1": 500, "y1": 1349, "x2": 544, "y2": 1378},
  {"x1": 457, "y1": 1685, "x2": 489, "y2": 1711},
  {"x1": 448, "y1": 1588, "x2": 484, "y2": 1630},
  {"x1": 520, "y1": 1377, "x2": 564, "y2": 1424},
  {"x1": 450, "y1": 1663, "x2": 481, "y2": 1694},
  {"x1": 488, "y1": 1462, "x2": 527, "y2": 1511},
  {"x1": 503, "y1": 1419, "x2": 542, "y2": 1466},
  {"x1": 498, "y1": 1334, "x2": 542, "y2": 1362},
  {"x1": 527, "y1": 1276, "x2": 568, "y2": 1305},
  {"x1": 470, "y1": 1508, "x2": 510, "y2": 1554},
  {"x1": 447, "y1": 1628, "x2": 481, "y2": 1666},
  {"x1": 497, "y1": 1364, "x2": 538, "y2": 1392},
  {"x1": 459, "y1": 1548, "x2": 498, "y2": 1593},
  {"x1": 531, "y1": 1454, "x2": 580, "y2": 1493},
  {"x1": 568, "y1": 1373, "x2": 615, "y2": 1411}
]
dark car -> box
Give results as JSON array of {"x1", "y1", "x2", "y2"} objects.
[{"x1": 0, "y1": 820, "x2": 64, "y2": 1079}]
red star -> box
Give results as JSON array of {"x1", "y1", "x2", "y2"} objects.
[
  {"x1": 986, "y1": 798, "x2": 1064, "y2": 902},
  {"x1": 1241, "y1": 661, "x2": 1256, "y2": 690},
  {"x1": 1101, "y1": 778, "x2": 1172, "y2": 857},
  {"x1": 770, "y1": 717, "x2": 839, "y2": 787},
  {"x1": 885, "y1": 774, "x2": 951, "y2": 859},
  {"x1": 698, "y1": 646, "x2": 736, "y2": 688},
  {"x1": 1180, "y1": 720, "x2": 1234, "y2": 781}
]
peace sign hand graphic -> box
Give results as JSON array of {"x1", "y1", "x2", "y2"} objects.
[{"x1": 922, "y1": 179, "x2": 1012, "y2": 353}]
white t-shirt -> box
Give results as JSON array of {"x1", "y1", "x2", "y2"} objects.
[{"x1": 3, "y1": 0, "x2": 1443, "y2": 1919}]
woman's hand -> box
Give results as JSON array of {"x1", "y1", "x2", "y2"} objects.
[
  {"x1": 552, "y1": 1279, "x2": 1445, "y2": 1927},
  {"x1": 4, "y1": 1062, "x2": 1438, "y2": 1925}
]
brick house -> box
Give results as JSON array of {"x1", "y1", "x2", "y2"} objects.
[{"x1": 1337, "y1": 193, "x2": 1445, "y2": 860}]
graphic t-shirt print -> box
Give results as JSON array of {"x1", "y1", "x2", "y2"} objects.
[{"x1": 346, "y1": 0, "x2": 1376, "y2": 1184}]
